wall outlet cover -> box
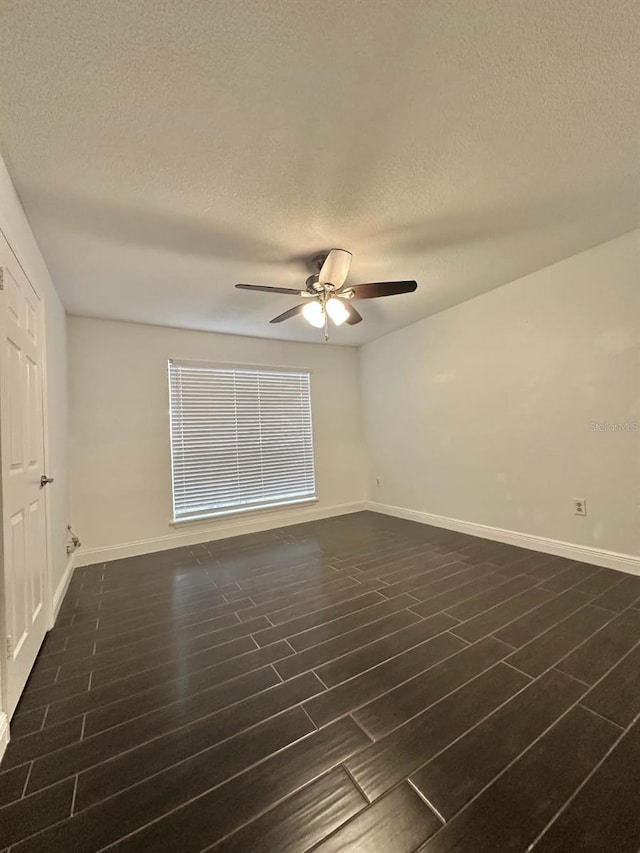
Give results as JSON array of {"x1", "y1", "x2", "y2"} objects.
[{"x1": 573, "y1": 498, "x2": 587, "y2": 516}]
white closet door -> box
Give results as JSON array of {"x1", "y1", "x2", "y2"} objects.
[{"x1": 0, "y1": 236, "x2": 50, "y2": 717}]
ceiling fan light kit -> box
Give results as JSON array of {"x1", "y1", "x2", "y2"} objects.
[
  {"x1": 326, "y1": 297, "x2": 349, "y2": 325},
  {"x1": 302, "y1": 300, "x2": 324, "y2": 328},
  {"x1": 235, "y1": 248, "x2": 418, "y2": 340}
]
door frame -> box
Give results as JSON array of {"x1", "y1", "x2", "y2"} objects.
[{"x1": 0, "y1": 228, "x2": 54, "y2": 721}]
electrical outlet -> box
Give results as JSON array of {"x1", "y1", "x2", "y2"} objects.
[
  {"x1": 375, "y1": 476, "x2": 381, "y2": 488},
  {"x1": 573, "y1": 498, "x2": 587, "y2": 516}
]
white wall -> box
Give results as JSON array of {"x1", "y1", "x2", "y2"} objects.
[
  {"x1": 0, "y1": 156, "x2": 70, "y2": 600},
  {"x1": 361, "y1": 231, "x2": 640, "y2": 564},
  {"x1": 69, "y1": 317, "x2": 367, "y2": 562}
]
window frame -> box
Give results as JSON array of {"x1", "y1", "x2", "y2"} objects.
[{"x1": 167, "y1": 359, "x2": 317, "y2": 524}]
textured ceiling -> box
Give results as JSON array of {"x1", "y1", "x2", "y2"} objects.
[{"x1": 1, "y1": 0, "x2": 638, "y2": 345}]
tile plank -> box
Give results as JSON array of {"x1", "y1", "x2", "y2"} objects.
[
  {"x1": 308, "y1": 783, "x2": 441, "y2": 853},
  {"x1": 1, "y1": 716, "x2": 84, "y2": 771},
  {"x1": 346, "y1": 662, "x2": 528, "y2": 801},
  {"x1": 74, "y1": 673, "x2": 324, "y2": 809},
  {"x1": 212, "y1": 767, "x2": 365, "y2": 853},
  {"x1": 27, "y1": 669, "x2": 316, "y2": 797},
  {"x1": 0, "y1": 763, "x2": 30, "y2": 808},
  {"x1": 253, "y1": 592, "x2": 385, "y2": 647},
  {"x1": 0, "y1": 779, "x2": 74, "y2": 849},
  {"x1": 409, "y1": 572, "x2": 510, "y2": 619},
  {"x1": 316, "y1": 612, "x2": 458, "y2": 688},
  {"x1": 409, "y1": 562, "x2": 502, "y2": 602},
  {"x1": 410, "y1": 669, "x2": 585, "y2": 819},
  {"x1": 81, "y1": 642, "x2": 290, "y2": 736},
  {"x1": 416, "y1": 707, "x2": 619, "y2": 853},
  {"x1": 580, "y1": 642, "x2": 640, "y2": 727},
  {"x1": 451, "y1": 587, "x2": 552, "y2": 643},
  {"x1": 287, "y1": 594, "x2": 422, "y2": 653},
  {"x1": 445, "y1": 575, "x2": 539, "y2": 622},
  {"x1": 531, "y1": 718, "x2": 640, "y2": 852},
  {"x1": 590, "y1": 575, "x2": 640, "y2": 612},
  {"x1": 27, "y1": 718, "x2": 370, "y2": 853},
  {"x1": 353, "y1": 637, "x2": 513, "y2": 740},
  {"x1": 507, "y1": 605, "x2": 614, "y2": 678},
  {"x1": 11, "y1": 706, "x2": 318, "y2": 853},
  {"x1": 304, "y1": 632, "x2": 466, "y2": 729},
  {"x1": 273, "y1": 609, "x2": 420, "y2": 681},
  {"x1": 556, "y1": 608, "x2": 640, "y2": 685},
  {"x1": 539, "y1": 562, "x2": 601, "y2": 593},
  {"x1": 90, "y1": 617, "x2": 269, "y2": 689},
  {"x1": 494, "y1": 590, "x2": 589, "y2": 649}
]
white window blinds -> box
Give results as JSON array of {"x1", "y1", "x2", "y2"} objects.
[{"x1": 168, "y1": 361, "x2": 316, "y2": 522}]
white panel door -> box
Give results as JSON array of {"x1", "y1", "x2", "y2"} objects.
[{"x1": 0, "y1": 239, "x2": 50, "y2": 718}]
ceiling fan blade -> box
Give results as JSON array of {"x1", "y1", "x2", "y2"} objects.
[
  {"x1": 269, "y1": 303, "x2": 307, "y2": 324},
  {"x1": 236, "y1": 284, "x2": 304, "y2": 295},
  {"x1": 345, "y1": 280, "x2": 417, "y2": 299},
  {"x1": 319, "y1": 249, "x2": 352, "y2": 289},
  {"x1": 340, "y1": 299, "x2": 363, "y2": 325}
]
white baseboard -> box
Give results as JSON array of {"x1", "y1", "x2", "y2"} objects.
[
  {"x1": 75, "y1": 501, "x2": 368, "y2": 566},
  {"x1": 0, "y1": 711, "x2": 9, "y2": 764},
  {"x1": 367, "y1": 501, "x2": 640, "y2": 576},
  {"x1": 52, "y1": 553, "x2": 76, "y2": 619}
]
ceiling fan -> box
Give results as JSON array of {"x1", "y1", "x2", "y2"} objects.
[{"x1": 235, "y1": 249, "x2": 417, "y2": 340}]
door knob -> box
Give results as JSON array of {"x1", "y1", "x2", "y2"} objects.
[{"x1": 40, "y1": 475, "x2": 54, "y2": 487}]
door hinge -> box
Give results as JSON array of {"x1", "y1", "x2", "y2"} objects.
[
  {"x1": 6, "y1": 635, "x2": 13, "y2": 658},
  {"x1": 0, "y1": 267, "x2": 4, "y2": 291}
]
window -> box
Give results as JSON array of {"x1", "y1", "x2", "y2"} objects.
[{"x1": 168, "y1": 360, "x2": 316, "y2": 522}]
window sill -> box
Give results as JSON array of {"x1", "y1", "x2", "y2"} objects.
[{"x1": 169, "y1": 496, "x2": 318, "y2": 527}]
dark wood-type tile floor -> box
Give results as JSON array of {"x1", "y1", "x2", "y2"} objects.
[{"x1": 1, "y1": 511, "x2": 639, "y2": 852}]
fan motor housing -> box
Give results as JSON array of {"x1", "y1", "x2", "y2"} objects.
[
  {"x1": 311, "y1": 252, "x2": 329, "y2": 272},
  {"x1": 306, "y1": 273, "x2": 327, "y2": 293}
]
